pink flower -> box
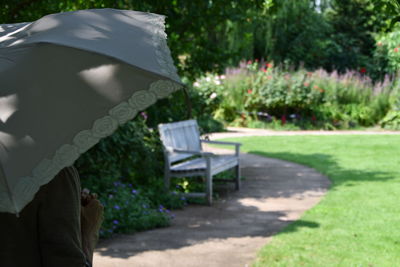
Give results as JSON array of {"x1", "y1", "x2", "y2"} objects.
[
  {"x1": 394, "y1": 48, "x2": 399, "y2": 53},
  {"x1": 247, "y1": 89, "x2": 253, "y2": 94}
]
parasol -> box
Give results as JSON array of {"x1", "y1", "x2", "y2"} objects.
[{"x1": 0, "y1": 9, "x2": 183, "y2": 215}]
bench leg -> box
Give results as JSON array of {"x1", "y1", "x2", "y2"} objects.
[
  {"x1": 206, "y1": 167, "x2": 212, "y2": 206},
  {"x1": 235, "y1": 164, "x2": 240, "y2": 190}
]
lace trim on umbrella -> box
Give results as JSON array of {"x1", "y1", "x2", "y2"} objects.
[
  {"x1": 3, "y1": 79, "x2": 182, "y2": 213},
  {"x1": 147, "y1": 14, "x2": 181, "y2": 83}
]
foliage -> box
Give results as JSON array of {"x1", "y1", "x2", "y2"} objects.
[
  {"x1": 224, "y1": 135, "x2": 400, "y2": 266},
  {"x1": 254, "y1": 0, "x2": 332, "y2": 69},
  {"x1": 0, "y1": 0, "x2": 265, "y2": 80},
  {"x1": 380, "y1": 110, "x2": 400, "y2": 129},
  {"x1": 97, "y1": 181, "x2": 171, "y2": 238},
  {"x1": 375, "y1": 24, "x2": 400, "y2": 73},
  {"x1": 75, "y1": 116, "x2": 187, "y2": 238},
  {"x1": 323, "y1": 0, "x2": 388, "y2": 77},
  {"x1": 192, "y1": 61, "x2": 396, "y2": 129}
]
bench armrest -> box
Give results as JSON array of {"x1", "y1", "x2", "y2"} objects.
[
  {"x1": 165, "y1": 146, "x2": 214, "y2": 157},
  {"x1": 200, "y1": 140, "x2": 241, "y2": 156}
]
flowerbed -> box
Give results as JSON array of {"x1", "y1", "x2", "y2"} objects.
[{"x1": 191, "y1": 61, "x2": 400, "y2": 130}]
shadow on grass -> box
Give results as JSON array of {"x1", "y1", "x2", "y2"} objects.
[{"x1": 248, "y1": 150, "x2": 396, "y2": 189}]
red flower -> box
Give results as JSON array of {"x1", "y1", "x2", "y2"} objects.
[
  {"x1": 311, "y1": 115, "x2": 316, "y2": 121},
  {"x1": 281, "y1": 115, "x2": 286, "y2": 125},
  {"x1": 261, "y1": 67, "x2": 267, "y2": 72},
  {"x1": 247, "y1": 89, "x2": 253, "y2": 94},
  {"x1": 394, "y1": 48, "x2": 399, "y2": 53},
  {"x1": 360, "y1": 67, "x2": 366, "y2": 74},
  {"x1": 266, "y1": 63, "x2": 273, "y2": 68}
]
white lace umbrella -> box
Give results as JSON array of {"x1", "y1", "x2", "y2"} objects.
[{"x1": 0, "y1": 9, "x2": 182, "y2": 215}]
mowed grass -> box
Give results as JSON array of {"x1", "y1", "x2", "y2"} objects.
[{"x1": 220, "y1": 135, "x2": 400, "y2": 267}]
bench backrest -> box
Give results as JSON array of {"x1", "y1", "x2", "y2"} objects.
[{"x1": 158, "y1": 119, "x2": 202, "y2": 164}]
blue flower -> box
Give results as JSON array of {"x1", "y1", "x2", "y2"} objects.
[
  {"x1": 113, "y1": 220, "x2": 119, "y2": 225},
  {"x1": 114, "y1": 205, "x2": 120, "y2": 210},
  {"x1": 131, "y1": 189, "x2": 138, "y2": 195}
]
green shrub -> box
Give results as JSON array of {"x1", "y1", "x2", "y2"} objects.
[
  {"x1": 191, "y1": 62, "x2": 397, "y2": 129},
  {"x1": 75, "y1": 116, "x2": 187, "y2": 238}
]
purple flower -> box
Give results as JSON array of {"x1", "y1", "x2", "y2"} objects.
[
  {"x1": 113, "y1": 220, "x2": 119, "y2": 225},
  {"x1": 140, "y1": 112, "x2": 148, "y2": 120},
  {"x1": 114, "y1": 205, "x2": 120, "y2": 210},
  {"x1": 131, "y1": 189, "x2": 138, "y2": 195}
]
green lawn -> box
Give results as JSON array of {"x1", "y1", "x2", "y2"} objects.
[{"x1": 220, "y1": 135, "x2": 400, "y2": 267}]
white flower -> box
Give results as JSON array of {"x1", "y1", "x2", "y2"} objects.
[
  {"x1": 214, "y1": 80, "x2": 221, "y2": 85},
  {"x1": 210, "y1": 92, "x2": 218, "y2": 99},
  {"x1": 193, "y1": 82, "x2": 200, "y2": 87},
  {"x1": 205, "y1": 77, "x2": 211, "y2": 82},
  {"x1": 219, "y1": 75, "x2": 226, "y2": 80}
]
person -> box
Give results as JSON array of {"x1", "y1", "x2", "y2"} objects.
[{"x1": 0, "y1": 166, "x2": 103, "y2": 267}]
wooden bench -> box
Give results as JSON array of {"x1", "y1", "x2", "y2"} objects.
[{"x1": 158, "y1": 119, "x2": 241, "y2": 205}]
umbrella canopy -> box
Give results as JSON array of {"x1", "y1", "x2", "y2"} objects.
[{"x1": 0, "y1": 9, "x2": 183, "y2": 214}]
